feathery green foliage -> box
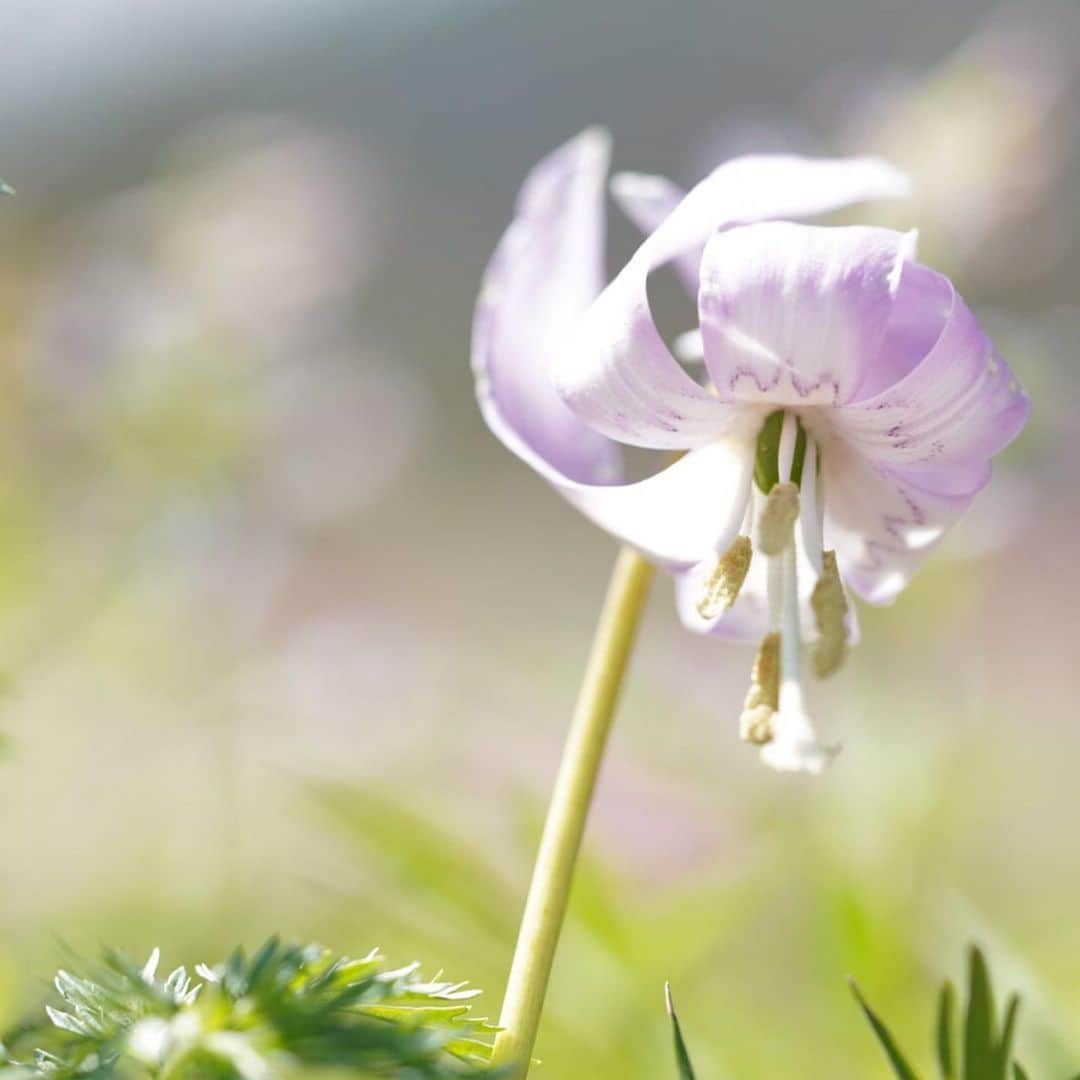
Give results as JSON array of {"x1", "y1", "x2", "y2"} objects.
[
  {"x1": 852, "y1": 945, "x2": 1080, "y2": 1080},
  {"x1": 0, "y1": 938, "x2": 501, "y2": 1078}
]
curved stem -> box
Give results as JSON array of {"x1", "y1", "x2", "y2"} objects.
[{"x1": 491, "y1": 546, "x2": 655, "y2": 1076}]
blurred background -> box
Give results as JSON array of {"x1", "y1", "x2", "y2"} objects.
[{"x1": 0, "y1": 1, "x2": 1078, "y2": 1075}]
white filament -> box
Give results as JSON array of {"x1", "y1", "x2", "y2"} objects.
[
  {"x1": 777, "y1": 410, "x2": 798, "y2": 483},
  {"x1": 798, "y1": 437, "x2": 824, "y2": 577}
]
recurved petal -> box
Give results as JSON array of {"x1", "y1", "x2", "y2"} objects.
[
  {"x1": 829, "y1": 271, "x2": 1030, "y2": 474},
  {"x1": 610, "y1": 171, "x2": 699, "y2": 289},
  {"x1": 560, "y1": 439, "x2": 755, "y2": 568},
  {"x1": 472, "y1": 128, "x2": 623, "y2": 485},
  {"x1": 614, "y1": 154, "x2": 909, "y2": 293},
  {"x1": 636, "y1": 154, "x2": 911, "y2": 271},
  {"x1": 823, "y1": 442, "x2": 988, "y2": 604},
  {"x1": 851, "y1": 256, "x2": 952, "y2": 400},
  {"x1": 554, "y1": 250, "x2": 745, "y2": 450},
  {"x1": 554, "y1": 157, "x2": 911, "y2": 452},
  {"x1": 699, "y1": 223, "x2": 910, "y2": 407},
  {"x1": 610, "y1": 171, "x2": 684, "y2": 236}
]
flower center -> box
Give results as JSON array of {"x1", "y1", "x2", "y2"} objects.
[
  {"x1": 701, "y1": 409, "x2": 848, "y2": 772},
  {"x1": 753, "y1": 408, "x2": 810, "y2": 494}
]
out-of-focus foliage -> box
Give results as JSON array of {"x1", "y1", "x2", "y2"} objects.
[
  {"x1": 852, "y1": 946, "x2": 1080, "y2": 1080},
  {"x1": 0, "y1": 939, "x2": 499, "y2": 1079},
  {"x1": 309, "y1": 782, "x2": 1080, "y2": 1077},
  {"x1": 667, "y1": 946, "x2": 1080, "y2": 1080}
]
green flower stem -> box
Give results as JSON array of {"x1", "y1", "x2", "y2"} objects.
[{"x1": 491, "y1": 546, "x2": 655, "y2": 1076}]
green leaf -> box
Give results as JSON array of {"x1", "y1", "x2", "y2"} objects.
[
  {"x1": 666, "y1": 983, "x2": 696, "y2": 1080},
  {"x1": 937, "y1": 981, "x2": 957, "y2": 1079},
  {"x1": 850, "y1": 978, "x2": 922, "y2": 1080},
  {"x1": 995, "y1": 995, "x2": 1020, "y2": 1077},
  {"x1": 963, "y1": 947, "x2": 998, "y2": 1080},
  {"x1": 1011, "y1": 1066, "x2": 1028, "y2": 1080}
]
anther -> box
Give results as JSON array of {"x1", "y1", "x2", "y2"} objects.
[
  {"x1": 740, "y1": 632, "x2": 779, "y2": 745},
  {"x1": 810, "y1": 550, "x2": 849, "y2": 678},
  {"x1": 757, "y1": 481, "x2": 800, "y2": 555},
  {"x1": 697, "y1": 535, "x2": 752, "y2": 619}
]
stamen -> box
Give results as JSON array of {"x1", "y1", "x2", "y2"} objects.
[
  {"x1": 697, "y1": 535, "x2": 752, "y2": 619},
  {"x1": 694, "y1": 451, "x2": 756, "y2": 619},
  {"x1": 798, "y1": 438, "x2": 824, "y2": 577},
  {"x1": 811, "y1": 549, "x2": 849, "y2": 678},
  {"x1": 778, "y1": 543, "x2": 802, "y2": 706},
  {"x1": 739, "y1": 631, "x2": 779, "y2": 745},
  {"x1": 757, "y1": 482, "x2": 799, "y2": 555}
]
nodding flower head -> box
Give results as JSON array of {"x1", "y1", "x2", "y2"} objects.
[{"x1": 472, "y1": 130, "x2": 1029, "y2": 773}]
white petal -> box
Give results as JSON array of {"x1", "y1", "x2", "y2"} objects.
[
  {"x1": 830, "y1": 269, "x2": 1030, "y2": 473},
  {"x1": 636, "y1": 153, "x2": 910, "y2": 278},
  {"x1": 562, "y1": 440, "x2": 755, "y2": 568},
  {"x1": 698, "y1": 223, "x2": 910, "y2": 407},
  {"x1": 555, "y1": 252, "x2": 746, "y2": 449},
  {"x1": 611, "y1": 170, "x2": 699, "y2": 289},
  {"x1": 555, "y1": 156, "x2": 911, "y2": 451},
  {"x1": 823, "y1": 442, "x2": 985, "y2": 604},
  {"x1": 472, "y1": 128, "x2": 622, "y2": 484}
]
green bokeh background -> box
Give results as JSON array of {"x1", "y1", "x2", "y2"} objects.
[{"x1": 0, "y1": 1, "x2": 1077, "y2": 1075}]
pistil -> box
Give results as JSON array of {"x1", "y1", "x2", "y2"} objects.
[{"x1": 760, "y1": 540, "x2": 838, "y2": 774}]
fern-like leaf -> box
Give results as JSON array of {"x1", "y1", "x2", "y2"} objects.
[{"x1": 0, "y1": 938, "x2": 503, "y2": 1079}]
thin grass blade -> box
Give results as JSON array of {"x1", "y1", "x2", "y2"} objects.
[
  {"x1": 850, "y1": 979, "x2": 922, "y2": 1080},
  {"x1": 666, "y1": 983, "x2": 696, "y2": 1080}
]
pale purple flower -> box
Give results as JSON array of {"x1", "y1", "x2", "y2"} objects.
[{"x1": 472, "y1": 130, "x2": 1028, "y2": 773}]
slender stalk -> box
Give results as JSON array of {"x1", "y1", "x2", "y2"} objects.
[{"x1": 491, "y1": 546, "x2": 655, "y2": 1076}]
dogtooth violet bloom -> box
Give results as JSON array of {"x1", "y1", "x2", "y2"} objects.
[{"x1": 472, "y1": 130, "x2": 1029, "y2": 774}]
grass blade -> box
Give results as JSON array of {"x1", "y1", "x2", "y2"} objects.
[
  {"x1": 850, "y1": 978, "x2": 922, "y2": 1080},
  {"x1": 937, "y1": 981, "x2": 957, "y2": 1079},
  {"x1": 666, "y1": 983, "x2": 696, "y2": 1080},
  {"x1": 995, "y1": 994, "x2": 1020, "y2": 1078},
  {"x1": 964, "y1": 947, "x2": 997, "y2": 1080}
]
